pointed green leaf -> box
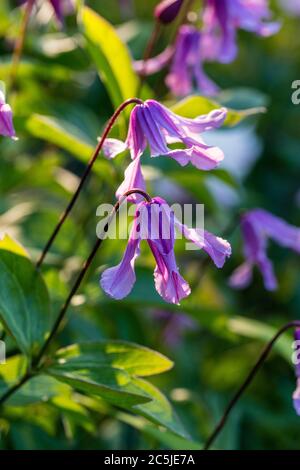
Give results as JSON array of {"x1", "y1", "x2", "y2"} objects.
[{"x1": 0, "y1": 235, "x2": 52, "y2": 357}]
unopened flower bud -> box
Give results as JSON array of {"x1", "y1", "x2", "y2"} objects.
[{"x1": 154, "y1": 0, "x2": 183, "y2": 25}]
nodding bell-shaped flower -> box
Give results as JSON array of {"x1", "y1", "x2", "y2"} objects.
[
  {"x1": 293, "y1": 328, "x2": 300, "y2": 416},
  {"x1": 0, "y1": 82, "x2": 17, "y2": 140},
  {"x1": 201, "y1": 0, "x2": 281, "y2": 64},
  {"x1": 229, "y1": 209, "x2": 300, "y2": 291},
  {"x1": 22, "y1": 0, "x2": 74, "y2": 24},
  {"x1": 103, "y1": 99, "x2": 226, "y2": 201},
  {"x1": 100, "y1": 197, "x2": 231, "y2": 304}
]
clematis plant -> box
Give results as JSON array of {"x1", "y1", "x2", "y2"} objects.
[
  {"x1": 201, "y1": 0, "x2": 281, "y2": 64},
  {"x1": 229, "y1": 209, "x2": 300, "y2": 291},
  {"x1": 103, "y1": 99, "x2": 227, "y2": 201},
  {"x1": 100, "y1": 196, "x2": 231, "y2": 304},
  {"x1": 0, "y1": 82, "x2": 17, "y2": 140}
]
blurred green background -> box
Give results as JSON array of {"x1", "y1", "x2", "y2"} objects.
[{"x1": 0, "y1": 0, "x2": 300, "y2": 450}]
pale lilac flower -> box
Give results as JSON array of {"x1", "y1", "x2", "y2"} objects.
[
  {"x1": 166, "y1": 25, "x2": 219, "y2": 97},
  {"x1": 154, "y1": 0, "x2": 183, "y2": 24},
  {"x1": 103, "y1": 99, "x2": 226, "y2": 172},
  {"x1": 293, "y1": 328, "x2": 300, "y2": 416},
  {"x1": 134, "y1": 46, "x2": 174, "y2": 76},
  {"x1": 100, "y1": 197, "x2": 231, "y2": 304},
  {"x1": 279, "y1": 0, "x2": 300, "y2": 16},
  {"x1": 202, "y1": 0, "x2": 281, "y2": 64},
  {"x1": 0, "y1": 83, "x2": 17, "y2": 140},
  {"x1": 229, "y1": 209, "x2": 300, "y2": 291}
]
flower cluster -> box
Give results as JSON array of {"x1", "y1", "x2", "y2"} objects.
[{"x1": 138, "y1": 0, "x2": 280, "y2": 96}]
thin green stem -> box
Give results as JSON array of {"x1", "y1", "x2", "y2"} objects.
[{"x1": 204, "y1": 320, "x2": 300, "y2": 450}]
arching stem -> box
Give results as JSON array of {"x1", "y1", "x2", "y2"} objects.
[
  {"x1": 36, "y1": 98, "x2": 143, "y2": 269},
  {"x1": 10, "y1": 0, "x2": 35, "y2": 90},
  {"x1": 204, "y1": 320, "x2": 300, "y2": 450}
]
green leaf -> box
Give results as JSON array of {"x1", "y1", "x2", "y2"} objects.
[
  {"x1": 80, "y1": 6, "x2": 139, "y2": 109},
  {"x1": 25, "y1": 114, "x2": 112, "y2": 177},
  {"x1": 47, "y1": 341, "x2": 173, "y2": 376},
  {"x1": 46, "y1": 366, "x2": 151, "y2": 407},
  {"x1": 0, "y1": 356, "x2": 70, "y2": 406},
  {"x1": 170, "y1": 95, "x2": 266, "y2": 127},
  {"x1": 45, "y1": 341, "x2": 173, "y2": 408},
  {"x1": 0, "y1": 235, "x2": 52, "y2": 357},
  {"x1": 130, "y1": 378, "x2": 188, "y2": 438}
]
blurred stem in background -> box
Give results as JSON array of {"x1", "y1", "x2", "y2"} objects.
[
  {"x1": 204, "y1": 320, "x2": 300, "y2": 450},
  {"x1": 36, "y1": 98, "x2": 143, "y2": 269},
  {"x1": 0, "y1": 189, "x2": 152, "y2": 406},
  {"x1": 10, "y1": 0, "x2": 36, "y2": 90}
]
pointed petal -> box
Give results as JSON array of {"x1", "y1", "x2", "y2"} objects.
[
  {"x1": 100, "y1": 228, "x2": 140, "y2": 300},
  {"x1": 116, "y1": 157, "x2": 146, "y2": 203},
  {"x1": 102, "y1": 138, "x2": 128, "y2": 159}
]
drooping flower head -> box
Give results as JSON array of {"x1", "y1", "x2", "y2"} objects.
[
  {"x1": 103, "y1": 99, "x2": 227, "y2": 201},
  {"x1": 201, "y1": 0, "x2": 281, "y2": 64},
  {"x1": 229, "y1": 209, "x2": 300, "y2": 291},
  {"x1": 166, "y1": 25, "x2": 219, "y2": 97},
  {"x1": 293, "y1": 328, "x2": 300, "y2": 416},
  {"x1": 0, "y1": 82, "x2": 17, "y2": 140},
  {"x1": 100, "y1": 196, "x2": 231, "y2": 304}
]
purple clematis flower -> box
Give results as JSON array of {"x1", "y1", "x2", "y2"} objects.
[
  {"x1": 100, "y1": 197, "x2": 231, "y2": 304},
  {"x1": 22, "y1": 0, "x2": 73, "y2": 24},
  {"x1": 103, "y1": 99, "x2": 226, "y2": 190},
  {"x1": 229, "y1": 209, "x2": 300, "y2": 291},
  {"x1": 166, "y1": 25, "x2": 219, "y2": 97},
  {"x1": 293, "y1": 328, "x2": 300, "y2": 416},
  {"x1": 0, "y1": 83, "x2": 17, "y2": 140},
  {"x1": 201, "y1": 0, "x2": 281, "y2": 64}
]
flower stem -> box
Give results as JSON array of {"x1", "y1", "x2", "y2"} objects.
[
  {"x1": 10, "y1": 0, "x2": 35, "y2": 90},
  {"x1": 36, "y1": 98, "x2": 143, "y2": 269},
  {"x1": 137, "y1": 20, "x2": 162, "y2": 96},
  {"x1": 33, "y1": 188, "x2": 151, "y2": 368},
  {"x1": 204, "y1": 320, "x2": 300, "y2": 450}
]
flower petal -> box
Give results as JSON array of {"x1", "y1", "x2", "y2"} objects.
[
  {"x1": 116, "y1": 157, "x2": 146, "y2": 203},
  {"x1": 100, "y1": 227, "x2": 140, "y2": 300}
]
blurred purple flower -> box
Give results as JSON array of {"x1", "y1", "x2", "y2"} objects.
[
  {"x1": 100, "y1": 197, "x2": 231, "y2": 304},
  {"x1": 153, "y1": 309, "x2": 197, "y2": 347},
  {"x1": 201, "y1": 0, "x2": 281, "y2": 64},
  {"x1": 22, "y1": 0, "x2": 74, "y2": 24},
  {"x1": 154, "y1": 0, "x2": 183, "y2": 24},
  {"x1": 229, "y1": 209, "x2": 300, "y2": 291},
  {"x1": 103, "y1": 99, "x2": 226, "y2": 172},
  {"x1": 166, "y1": 25, "x2": 219, "y2": 97},
  {"x1": 293, "y1": 328, "x2": 300, "y2": 415},
  {"x1": 0, "y1": 83, "x2": 17, "y2": 140}
]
